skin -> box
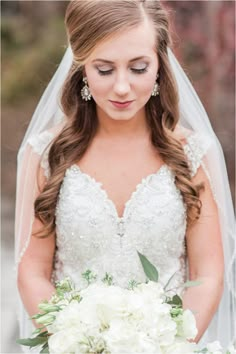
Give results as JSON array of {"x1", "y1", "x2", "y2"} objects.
[
  {"x1": 18, "y1": 19, "x2": 224, "y2": 340},
  {"x1": 84, "y1": 19, "x2": 158, "y2": 130}
]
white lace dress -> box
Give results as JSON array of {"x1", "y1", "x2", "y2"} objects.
[{"x1": 28, "y1": 130, "x2": 211, "y2": 293}]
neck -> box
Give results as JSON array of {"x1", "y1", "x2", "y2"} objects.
[{"x1": 95, "y1": 107, "x2": 150, "y2": 140}]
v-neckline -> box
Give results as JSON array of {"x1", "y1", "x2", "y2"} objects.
[{"x1": 70, "y1": 163, "x2": 168, "y2": 220}]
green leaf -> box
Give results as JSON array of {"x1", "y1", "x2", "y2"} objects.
[
  {"x1": 167, "y1": 294, "x2": 183, "y2": 308},
  {"x1": 40, "y1": 342, "x2": 49, "y2": 353},
  {"x1": 170, "y1": 307, "x2": 183, "y2": 318},
  {"x1": 32, "y1": 327, "x2": 43, "y2": 335},
  {"x1": 128, "y1": 279, "x2": 141, "y2": 290},
  {"x1": 38, "y1": 331, "x2": 49, "y2": 337},
  {"x1": 137, "y1": 252, "x2": 159, "y2": 282},
  {"x1": 102, "y1": 273, "x2": 114, "y2": 286},
  {"x1": 16, "y1": 336, "x2": 47, "y2": 347},
  {"x1": 35, "y1": 314, "x2": 55, "y2": 326},
  {"x1": 82, "y1": 269, "x2": 97, "y2": 285},
  {"x1": 38, "y1": 303, "x2": 61, "y2": 312},
  {"x1": 183, "y1": 280, "x2": 202, "y2": 288},
  {"x1": 31, "y1": 314, "x2": 43, "y2": 319},
  {"x1": 163, "y1": 271, "x2": 178, "y2": 291}
]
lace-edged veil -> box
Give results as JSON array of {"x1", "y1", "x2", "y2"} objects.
[{"x1": 15, "y1": 45, "x2": 235, "y2": 349}]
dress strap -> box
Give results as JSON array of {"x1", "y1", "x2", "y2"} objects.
[
  {"x1": 183, "y1": 132, "x2": 212, "y2": 177},
  {"x1": 27, "y1": 131, "x2": 54, "y2": 179}
]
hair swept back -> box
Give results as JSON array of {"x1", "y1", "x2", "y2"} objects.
[{"x1": 34, "y1": 0, "x2": 204, "y2": 238}]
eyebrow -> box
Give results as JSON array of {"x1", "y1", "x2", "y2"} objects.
[{"x1": 92, "y1": 56, "x2": 150, "y2": 64}]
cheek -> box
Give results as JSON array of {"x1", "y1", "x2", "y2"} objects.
[
  {"x1": 86, "y1": 73, "x2": 111, "y2": 98},
  {"x1": 135, "y1": 75, "x2": 156, "y2": 96}
]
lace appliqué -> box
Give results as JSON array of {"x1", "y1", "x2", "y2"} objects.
[
  {"x1": 184, "y1": 132, "x2": 211, "y2": 177},
  {"x1": 27, "y1": 131, "x2": 54, "y2": 178},
  {"x1": 183, "y1": 132, "x2": 221, "y2": 208}
]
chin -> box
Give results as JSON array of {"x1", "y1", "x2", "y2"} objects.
[
  {"x1": 105, "y1": 107, "x2": 143, "y2": 121},
  {"x1": 108, "y1": 113, "x2": 138, "y2": 121}
]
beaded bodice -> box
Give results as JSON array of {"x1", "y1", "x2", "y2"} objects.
[
  {"x1": 54, "y1": 163, "x2": 187, "y2": 290},
  {"x1": 28, "y1": 130, "x2": 210, "y2": 292}
]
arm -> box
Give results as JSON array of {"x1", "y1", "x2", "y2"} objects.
[
  {"x1": 183, "y1": 165, "x2": 224, "y2": 342},
  {"x1": 17, "y1": 218, "x2": 56, "y2": 321},
  {"x1": 17, "y1": 149, "x2": 56, "y2": 325}
]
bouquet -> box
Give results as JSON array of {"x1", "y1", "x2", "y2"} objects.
[{"x1": 17, "y1": 253, "x2": 235, "y2": 354}]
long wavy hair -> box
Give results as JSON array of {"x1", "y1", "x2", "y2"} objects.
[{"x1": 35, "y1": 0, "x2": 204, "y2": 238}]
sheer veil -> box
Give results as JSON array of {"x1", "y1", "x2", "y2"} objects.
[{"x1": 15, "y1": 46, "x2": 235, "y2": 350}]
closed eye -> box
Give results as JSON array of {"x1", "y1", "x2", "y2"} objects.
[
  {"x1": 97, "y1": 67, "x2": 148, "y2": 76},
  {"x1": 97, "y1": 69, "x2": 113, "y2": 76},
  {"x1": 131, "y1": 67, "x2": 148, "y2": 74}
]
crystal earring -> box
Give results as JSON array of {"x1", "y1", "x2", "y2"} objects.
[
  {"x1": 151, "y1": 74, "x2": 160, "y2": 96},
  {"x1": 81, "y1": 77, "x2": 92, "y2": 101}
]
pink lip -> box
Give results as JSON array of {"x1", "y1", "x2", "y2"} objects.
[{"x1": 110, "y1": 100, "x2": 133, "y2": 108}]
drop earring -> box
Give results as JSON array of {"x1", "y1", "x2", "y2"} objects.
[
  {"x1": 81, "y1": 77, "x2": 92, "y2": 101},
  {"x1": 151, "y1": 74, "x2": 160, "y2": 96}
]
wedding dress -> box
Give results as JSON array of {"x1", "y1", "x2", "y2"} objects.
[
  {"x1": 28, "y1": 129, "x2": 209, "y2": 293},
  {"x1": 15, "y1": 47, "x2": 235, "y2": 352}
]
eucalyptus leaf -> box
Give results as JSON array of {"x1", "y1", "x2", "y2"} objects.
[
  {"x1": 38, "y1": 331, "x2": 49, "y2": 337},
  {"x1": 16, "y1": 336, "x2": 47, "y2": 347},
  {"x1": 183, "y1": 280, "x2": 202, "y2": 288},
  {"x1": 194, "y1": 349, "x2": 207, "y2": 353},
  {"x1": 31, "y1": 314, "x2": 43, "y2": 319},
  {"x1": 40, "y1": 342, "x2": 49, "y2": 353},
  {"x1": 163, "y1": 271, "x2": 178, "y2": 291},
  {"x1": 167, "y1": 294, "x2": 183, "y2": 308},
  {"x1": 137, "y1": 251, "x2": 159, "y2": 282},
  {"x1": 32, "y1": 328, "x2": 43, "y2": 335}
]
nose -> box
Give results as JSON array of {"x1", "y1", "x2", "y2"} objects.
[{"x1": 113, "y1": 72, "x2": 131, "y2": 96}]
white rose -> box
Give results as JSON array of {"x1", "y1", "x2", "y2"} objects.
[
  {"x1": 48, "y1": 327, "x2": 81, "y2": 354},
  {"x1": 175, "y1": 309, "x2": 198, "y2": 340},
  {"x1": 182, "y1": 309, "x2": 198, "y2": 339},
  {"x1": 104, "y1": 317, "x2": 161, "y2": 354},
  {"x1": 135, "y1": 281, "x2": 165, "y2": 302},
  {"x1": 164, "y1": 339, "x2": 197, "y2": 354},
  {"x1": 140, "y1": 302, "x2": 176, "y2": 347},
  {"x1": 206, "y1": 340, "x2": 223, "y2": 354},
  {"x1": 47, "y1": 301, "x2": 81, "y2": 332},
  {"x1": 80, "y1": 283, "x2": 130, "y2": 327},
  {"x1": 104, "y1": 318, "x2": 140, "y2": 353}
]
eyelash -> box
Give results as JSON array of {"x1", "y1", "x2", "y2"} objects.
[{"x1": 97, "y1": 68, "x2": 148, "y2": 76}]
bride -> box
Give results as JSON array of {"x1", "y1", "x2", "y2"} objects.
[{"x1": 15, "y1": 0, "x2": 235, "y2": 351}]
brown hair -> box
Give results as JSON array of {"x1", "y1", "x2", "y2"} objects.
[{"x1": 35, "y1": 0, "x2": 204, "y2": 237}]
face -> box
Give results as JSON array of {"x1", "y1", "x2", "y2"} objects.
[{"x1": 84, "y1": 20, "x2": 159, "y2": 122}]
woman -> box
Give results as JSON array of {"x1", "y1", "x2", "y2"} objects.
[{"x1": 15, "y1": 0, "x2": 235, "y2": 351}]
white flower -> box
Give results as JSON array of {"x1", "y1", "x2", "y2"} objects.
[
  {"x1": 80, "y1": 283, "x2": 130, "y2": 327},
  {"x1": 175, "y1": 309, "x2": 198, "y2": 340},
  {"x1": 39, "y1": 279, "x2": 226, "y2": 354},
  {"x1": 135, "y1": 280, "x2": 165, "y2": 300},
  {"x1": 182, "y1": 309, "x2": 198, "y2": 339},
  {"x1": 145, "y1": 304, "x2": 177, "y2": 347},
  {"x1": 47, "y1": 300, "x2": 82, "y2": 332},
  {"x1": 206, "y1": 340, "x2": 223, "y2": 354},
  {"x1": 164, "y1": 339, "x2": 197, "y2": 354},
  {"x1": 226, "y1": 344, "x2": 236, "y2": 354},
  {"x1": 104, "y1": 317, "x2": 161, "y2": 354},
  {"x1": 48, "y1": 327, "x2": 81, "y2": 354}
]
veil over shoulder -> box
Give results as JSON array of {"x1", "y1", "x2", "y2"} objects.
[{"x1": 15, "y1": 46, "x2": 235, "y2": 350}]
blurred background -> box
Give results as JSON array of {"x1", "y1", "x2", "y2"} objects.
[{"x1": 1, "y1": 1, "x2": 235, "y2": 353}]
